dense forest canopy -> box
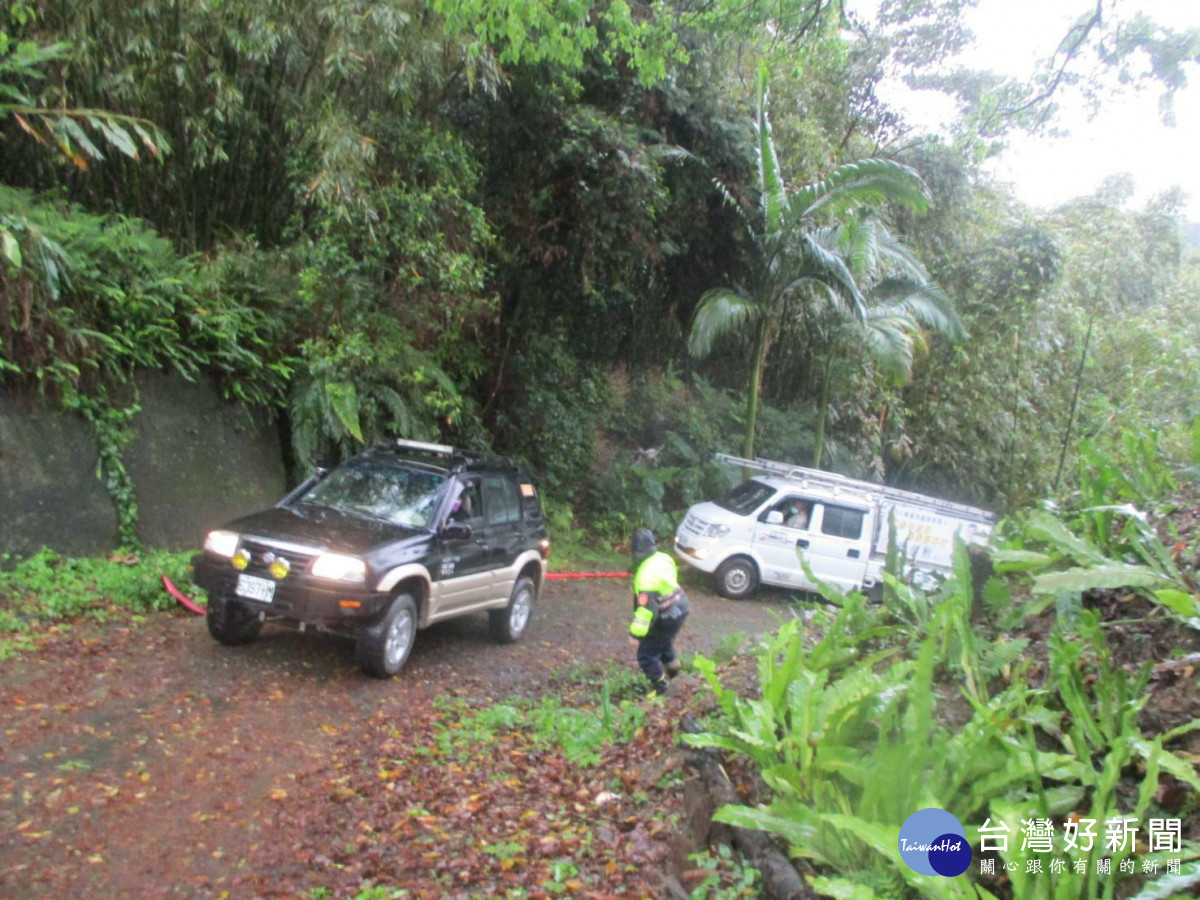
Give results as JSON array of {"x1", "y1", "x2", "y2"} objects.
[{"x1": 1, "y1": 0, "x2": 1198, "y2": 536}]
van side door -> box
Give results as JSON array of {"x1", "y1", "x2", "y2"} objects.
[
  {"x1": 751, "y1": 494, "x2": 817, "y2": 588},
  {"x1": 803, "y1": 502, "x2": 872, "y2": 591}
]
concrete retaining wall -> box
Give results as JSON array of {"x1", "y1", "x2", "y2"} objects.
[{"x1": 0, "y1": 373, "x2": 287, "y2": 556}]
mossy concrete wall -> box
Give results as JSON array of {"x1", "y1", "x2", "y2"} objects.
[{"x1": 0, "y1": 373, "x2": 287, "y2": 556}]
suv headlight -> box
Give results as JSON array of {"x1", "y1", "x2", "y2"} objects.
[
  {"x1": 704, "y1": 524, "x2": 731, "y2": 538},
  {"x1": 311, "y1": 553, "x2": 366, "y2": 584},
  {"x1": 204, "y1": 530, "x2": 240, "y2": 557}
]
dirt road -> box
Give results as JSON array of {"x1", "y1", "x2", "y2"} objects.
[{"x1": 0, "y1": 574, "x2": 792, "y2": 898}]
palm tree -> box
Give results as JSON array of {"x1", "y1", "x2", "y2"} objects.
[
  {"x1": 809, "y1": 215, "x2": 965, "y2": 468},
  {"x1": 687, "y1": 64, "x2": 932, "y2": 460}
]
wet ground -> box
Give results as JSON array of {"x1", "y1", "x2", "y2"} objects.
[{"x1": 0, "y1": 573, "x2": 794, "y2": 898}]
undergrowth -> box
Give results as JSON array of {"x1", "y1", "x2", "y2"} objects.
[{"x1": 0, "y1": 547, "x2": 193, "y2": 656}]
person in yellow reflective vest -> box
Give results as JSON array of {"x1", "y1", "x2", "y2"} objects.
[{"x1": 627, "y1": 528, "x2": 690, "y2": 696}]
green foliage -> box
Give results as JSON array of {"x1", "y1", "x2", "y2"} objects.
[
  {"x1": 690, "y1": 543, "x2": 1200, "y2": 899},
  {"x1": 0, "y1": 187, "x2": 287, "y2": 405},
  {"x1": 992, "y1": 430, "x2": 1200, "y2": 628},
  {"x1": 492, "y1": 331, "x2": 611, "y2": 503},
  {"x1": 430, "y1": 0, "x2": 686, "y2": 86},
  {"x1": 431, "y1": 670, "x2": 645, "y2": 769},
  {"x1": 586, "y1": 370, "x2": 739, "y2": 537},
  {"x1": 686, "y1": 844, "x2": 761, "y2": 899},
  {"x1": 688, "y1": 65, "x2": 943, "y2": 461},
  {"x1": 0, "y1": 547, "x2": 193, "y2": 636}
]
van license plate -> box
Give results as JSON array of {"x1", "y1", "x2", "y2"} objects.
[{"x1": 236, "y1": 574, "x2": 275, "y2": 603}]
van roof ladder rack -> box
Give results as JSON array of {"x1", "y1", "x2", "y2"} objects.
[{"x1": 716, "y1": 453, "x2": 996, "y2": 524}]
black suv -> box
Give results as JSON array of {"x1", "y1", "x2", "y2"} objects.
[{"x1": 191, "y1": 440, "x2": 549, "y2": 677}]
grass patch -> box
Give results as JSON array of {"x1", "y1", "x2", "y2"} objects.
[
  {"x1": 427, "y1": 666, "x2": 646, "y2": 768},
  {"x1": 0, "y1": 547, "x2": 196, "y2": 654}
]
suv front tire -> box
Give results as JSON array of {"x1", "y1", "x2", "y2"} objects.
[
  {"x1": 207, "y1": 597, "x2": 264, "y2": 645},
  {"x1": 357, "y1": 593, "x2": 418, "y2": 678}
]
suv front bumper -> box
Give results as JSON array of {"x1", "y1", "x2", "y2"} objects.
[{"x1": 192, "y1": 553, "x2": 391, "y2": 630}]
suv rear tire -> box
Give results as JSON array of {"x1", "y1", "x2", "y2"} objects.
[
  {"x1": 489, "y1": 575, "x2": 536, "y2": 643},
  {"x1": 357, "y1": 593, "x2": 418, "y2": 678},
  {"x1": 715, "y1": 556, "x2": 759, "y2": 600},
  {"x1": 207, "y1": 597, "x2": 263, "y2": 645}
]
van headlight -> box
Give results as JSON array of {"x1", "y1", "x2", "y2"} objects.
[
  {"x1": 704, "y1": 524, "x2": 731, "y2": 538},
  {"x1": 310, "y1": 553, "x2": 367, "y2": 584},
  {"x1": 204, "y1": 530, "x2": 240, "y2": 557}
]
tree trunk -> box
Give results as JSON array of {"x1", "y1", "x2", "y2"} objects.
[
  {"x1": 743, "y1": 321, "x2": 771, "y2": 459},
  {"x1": 812, "y1": 354, "x2": 833, "y2": 469}
]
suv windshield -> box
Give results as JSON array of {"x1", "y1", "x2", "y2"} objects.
[
  {"x1": 714, "y1": 479, "x2": 776, "y2": 516},
  {"x1": 298, "y1": 460, "x2": 444, "y2": 528}
]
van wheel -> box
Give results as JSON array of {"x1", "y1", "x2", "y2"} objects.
[
  {"x1": 358, "y1": 593, "x2": 417, "y2": 678},
  {"x1": 490, "y1": 575, "x2": 537, "y2": 644},
  {"x1": 207, "y1": 597, "x2": 263, "y2": 645},
  {"x1": 715, "y1": 557, "x2": 758, "y2": 600}
]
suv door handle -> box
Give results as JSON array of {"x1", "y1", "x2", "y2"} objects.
[
  {"x1": 847, "y1": 548, "x2": 860, "y2": 559},
  {"x1": 796, "y1": 539, "x2": 810, "y2": 549}
]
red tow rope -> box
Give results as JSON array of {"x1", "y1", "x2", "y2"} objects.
[
  {"x1": 162, "y1": 575, "x2": 206, "y2": 615},
  {"x1": 163, "y1": 569, "x2": 627, "y2": 613},
  {"x1": 545, "y1": 571, "x2": 630, "y2": 580}
]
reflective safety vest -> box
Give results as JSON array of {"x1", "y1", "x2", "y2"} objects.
[
  {"x1": 628, "y1": 551, "x2": 682, "y2": 638},
  {"x1": 633, "y1": 551, "x2": 679, "y2": 597}
]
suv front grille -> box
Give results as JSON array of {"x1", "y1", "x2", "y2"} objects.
[{"x1": 239, "y1": 537, "x2": 320, "y2": 580}]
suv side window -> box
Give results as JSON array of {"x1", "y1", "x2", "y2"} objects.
[
  {"x1": 483, "y1": 474, "x2": 521, "y2": 526},
  {"x1": 821, "y1": 505, "x2": 865, "y2": 541},
  {"x1": 449, "y1": 477, "x2": 485, "y2": 526}
]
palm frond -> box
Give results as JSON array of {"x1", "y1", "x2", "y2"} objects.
[
  {"x1": 856, "y1": 313, "x2": 918, "y2": 383},
  {"x1": 688, "y1": 288, "x2": 759, "y2": 358},
  {"x1": 791, "y1": 234, "x2": 867, "y2": 320},
  {"x1": 794, "y1": 159, "x2": 930, "y2": 221},
  {"x1": 755, "y1": 63, "x2": 789, "y2": 234},
  {"x1": 869, "y1": 278, "x2": 965, "y2": 341},
  {"x1": 868, "y1": 218, "x2": 929, "y2": 281}
]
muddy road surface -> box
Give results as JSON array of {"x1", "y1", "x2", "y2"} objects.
[{"x1": 0, "y1": 574, "x2": 794, "y2": 898}]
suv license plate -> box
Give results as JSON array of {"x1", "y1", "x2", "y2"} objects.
[{"x1": 236, "y1": 574, "x2": 275, "y2": 603}]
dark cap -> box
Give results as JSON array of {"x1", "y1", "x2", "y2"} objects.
[{"x1": 631, "y1": 528, "x2": 657, "y2": 566}]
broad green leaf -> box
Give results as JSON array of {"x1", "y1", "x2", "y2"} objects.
[
  {"x1": 990, "y1": 549, "x2": 1055, "y2": 572},
  {"x1": 807, "y1": 876, "x2": 880, "y2": 899},
  {"x1": 1021, "y1": 510, "x2": 1108, "y2": 565},
  {"x1": 1031, "y1": 565, "x2": 1168, "y2": 595},
  {"x1": 1129, "y1": 861, "x2": 1200, "y2": 900},
  {"x1": 1, "y1": 230, "x2": 20, "y2": 268},
  {"x1": 1153, "y1": 588, "x2": 1200, "y2": 620},
  {"x1": 324, "y1": 381, "x2": 363, "y2": 443}
]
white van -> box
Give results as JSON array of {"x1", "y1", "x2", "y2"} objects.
[{"x1": 674, "y1": 454, "x2": 996, "y2": 599}]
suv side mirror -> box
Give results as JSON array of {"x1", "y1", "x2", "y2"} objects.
[
  {"x1": 441, "y1": 521, "x2": 472, "y2": 540},
  {"x1": 765, "y1": 510, "x2": 784, "y2": 525}
]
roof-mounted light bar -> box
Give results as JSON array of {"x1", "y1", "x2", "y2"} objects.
[{"x1": 395, "y1": 438, "x2": 456, "y2": 456}]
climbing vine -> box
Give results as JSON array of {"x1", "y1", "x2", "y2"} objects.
[{"x1": 62, "y1": 390, "x2": 141, "y2": 547}]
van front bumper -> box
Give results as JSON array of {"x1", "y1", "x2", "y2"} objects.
[{"x1": 673, "y1": 535, "x2": 720, "y2": 573}]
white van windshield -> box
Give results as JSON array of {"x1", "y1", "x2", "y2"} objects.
[{"x1": 714, "y1": 480, "x2": 775, "y2": 516}]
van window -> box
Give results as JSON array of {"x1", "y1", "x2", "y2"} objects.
[
  {"x1": 821, "y1": 505, "x2": 865, "y2": 540},
  {"x1": 715, "y1": 480, "x2": 776, "y2": 516}
]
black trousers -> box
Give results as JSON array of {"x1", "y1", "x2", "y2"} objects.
[{"x1": 635, "y1": 611, "x2": 688, "y2": 682}]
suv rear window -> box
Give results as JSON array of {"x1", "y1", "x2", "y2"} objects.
[
  {"x1": 715, "y1": 480, "x2": 775, "y2": 516},
  {"x1": 821, "y1": 505, "x2": 865, "y2": 541}
]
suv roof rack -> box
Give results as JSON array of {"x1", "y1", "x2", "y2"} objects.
[
  {"x1": 388, "y1": 438, "x2": 522, "y2": 475},
  {"x1": 395, "y1": 438, "x2": 456, "y2": 456},
  {"x1": 717, "y1": 453, "x2": 996, "y2": 523}
]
